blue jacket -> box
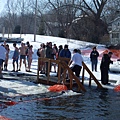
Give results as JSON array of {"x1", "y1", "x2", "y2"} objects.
[{"x1": 59, "y1": 49, "x2": 71, "y2": 58}]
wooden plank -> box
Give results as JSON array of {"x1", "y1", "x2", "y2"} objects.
[
  {"x1": 82, "y1": 68, "x2": 85, "y2": 84},
  {"x1": 89, "y1": 75, "x2": 91, "y2": 87},
  {"x1": 82, "y1": 62, "x2": 103, "y2": 88}
]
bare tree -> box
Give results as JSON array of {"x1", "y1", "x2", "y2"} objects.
[
  {"x1": 41, "y1": 0, "x2": 108, "y2": 43},
  {"x1": 103, "y1": 0, "x2": 120, "y2": 22},
  {"x1": 1, "y1": 0, "x2": 34, "y2": 34},
  {"x1": 44, "y1": 0, "x2": 78, "y2": 37},
  {"x1": 15, "y1": 0, "x2": 33, "y2": 34},
  {"x1": 73, "y1": 0, "x2": 108, "y2": 43},
  {"x1": 1, "y1": 0, "x2": 18, "y2": 35}
]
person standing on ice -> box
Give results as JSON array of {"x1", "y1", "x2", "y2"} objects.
[
  {"x1": 100, "y1": 52, "x2": 113, "y2": 85},
  {"x1": 12, "y1": 43, "x2": 19, "y2": 72},
  {"x1": 58, "y1": 45, "x2": 63, "y2": 57},
  {"x1": 4, "y1": 44, "x2": 10, "y2": 71},
  {"x1": 59, "y1": 44, "x2": 71, "y2": 59},
  {"x1": 52, "y1": 44, "x2": 58, "y2": 73},
  {"x1": 25, "y1": 41, "x2": 30, "y2": 67},
  {"x1": 19, "y1": 42, "x2": 27, "y2": 71},
  {"x1": 90, "y1": 46, "x2": 99, "y2": 72},
  {"x1": 27, "y1": 45, "x2": 34, "y2": 72},
  {"x1": 38, "y1": 43, "x2": 46, "y2": 74},
  {"x1": 0, "y1": 44, "x2": 6, "y2": 78},
  {"x1": 58, "y1": 44, "x2": 71, "y2": 77},
  {"x1": 45, "y1": 42, "x2": 52, "y2": 76}
]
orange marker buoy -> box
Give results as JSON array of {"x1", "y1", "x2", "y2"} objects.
[
  {"x1": 48, "y1": 84, "x2": 68, "y2": 92},
  {"x1": 5, "y1": 101, "x2": 17, "y2": 106},
  {"x1": 114, "y1": 85, "x2": 120, "y2": 92},
  {"x1": 0, "y1": 115, "x2": 12, "y2": 120}
]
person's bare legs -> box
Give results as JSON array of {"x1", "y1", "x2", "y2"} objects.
[
  {"x1": 19, "y1": 59, "x2": 22, "y2": 70},
  {"x1": 28, "y1": 59, "x2": 32, "y2": 71},
  {"x1": 13, "y1": 61, "x2": 15, "y2": 71},
  {"x1": 23, "y1": 59, "x2": 27, "y2": 70}
]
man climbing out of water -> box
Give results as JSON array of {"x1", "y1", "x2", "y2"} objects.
[
  {"x1": 0, "y1": 44, "x2": 6, "y2": 78},
  {"x1": 68, "y1": 49, "x2": 83, "y2": 82},
  {"x1": 100, "y1": 52, "x2": 113, "y2": 85}
]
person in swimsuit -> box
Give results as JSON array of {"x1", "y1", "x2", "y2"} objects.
[
  {"x1": 27, "y1": 45, "x2": 33, "y2": 72},
  {"x1": 19, "y1": 42, "x2": 27, "y2": 71},
  {"x1": 12, "y1": 43, "x2": 19, "y2": 72}
]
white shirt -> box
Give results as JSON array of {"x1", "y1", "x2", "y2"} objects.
[
  {"x1": 0, "y1": 46, "x2": 6, "y2": 60},
  {"x1": 70, "y1": 53, "x2": 83, "y2": 67}
]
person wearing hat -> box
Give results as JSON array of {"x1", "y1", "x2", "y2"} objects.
[
  {"x1": 58, "y1": 45, "x2": 63, "y2": 57},
  {"x1": 100, "y1": 52, "x2": 113, "y2": 85},
  {"x1": 58, "y1": 44, "x2": 71, "y2": 78},
  {"x1": 59, "y1": 44, "x2": 71, "y2": 59},
  {"x1": 90, "y1": 46, "x2": 99, "y2": 72}
]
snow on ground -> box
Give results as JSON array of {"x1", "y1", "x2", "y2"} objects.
[{"x1": 0, "y1": 34, "x2": 120, "y2": 97}]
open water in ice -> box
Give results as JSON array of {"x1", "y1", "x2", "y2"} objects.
[{"x1": 0, "y1": 86, "x2": 120, "y2": 120}]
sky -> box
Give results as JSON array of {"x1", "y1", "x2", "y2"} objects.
[
  {"x1": 0, "y1": 0, "x2": 6, "y2": 12},
  {"x1": 0, "y1": 33, "x2": 119, "y2": 97}
]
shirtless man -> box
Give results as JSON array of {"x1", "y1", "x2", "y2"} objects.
[{"x1": 19, "y1": 42, "x2": 27, "y2": 71}]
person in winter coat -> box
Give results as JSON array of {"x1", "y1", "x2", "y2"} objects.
[
  {"x1": 45, "y1": 42, "x2": 53, "y2": 76},
  {"x1": 58, "y1": 45, "x2": 63, "y2": 57},
  {"x1": 100, "y1": 52, "x2": 113, "y2": 85},
  {"x1": 58, "y1": 44, "x2": 71, "y2": 78},
  {"x1": 59, "y1": 44, "x2": 71, "y2": 59},
  {"x1": 90, "y1": 46, "x2": 99, "y2": 72},
  {"x1": 45, "y1": 42, "x2": 52, "y2": 59}
]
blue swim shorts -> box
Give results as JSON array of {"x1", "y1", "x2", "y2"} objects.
[{"x1": 20, "y1": 55, "x2": 26, "y2": 59}]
